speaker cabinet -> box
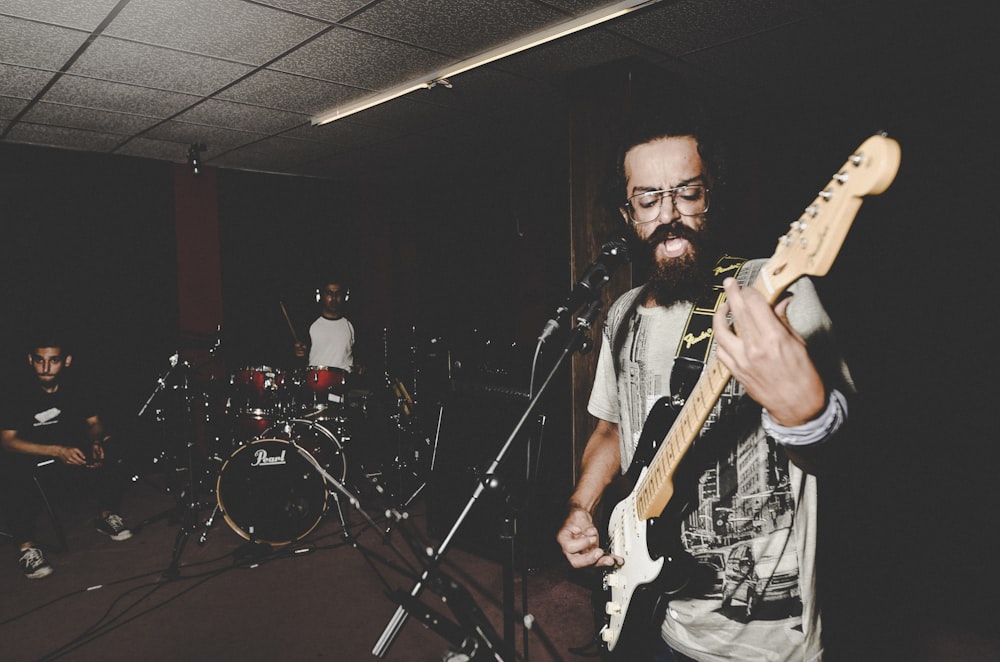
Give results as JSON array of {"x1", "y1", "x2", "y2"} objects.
[{"x1": 424, "y1": 387, "x2": 565, "y2": 567}]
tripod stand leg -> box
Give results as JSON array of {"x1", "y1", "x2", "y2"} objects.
[
  {"x1": 330, "y1": 491, "x2": 350, "y2": 536},
  {"x1": 163, "y1": 524, "x2": 190, "y2": 580},
  {"x1": 197, "y1": 502, "x2": 220, "y2": 545}
]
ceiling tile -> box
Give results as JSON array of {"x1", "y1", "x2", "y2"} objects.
[
  {"x1": 254, "y1": 0, "x2": 373, "y2": 23},
  {"x1": 217, "y1": 68, "x2": 361, "y2": 114},
  {"x1": 0, "y1": 95, "x2": 30, "y2": 119},
  {"x1": 20, "y1": 101, "x2": 161, "y2": 135},
  {"x1": 285, "y1": 117, "x2": 402, "y2": 149},
  {"x1": 494, "y1": 25, "x2": 666, "y2": 81},
  {"x1": 105, "y1": 0, "x2": 328, "y2": 65},
  {"x1": 68, "y1": 36, "x2": 255, "y2": 95},
  {"x1": 174, "y1": 98, "x2": 309, "y2": 135},
  {"x1": 4, "y1": 122, "x2": 124, "y2": 152},
  {"x1": 0, "y1": 65, "x2": 56, "y2": 101},
  {"x1": 43, "y1": 75, "x2": 201, "y2": 117},
  {"x1": 0, "y1": 15, "x2": 90, "y2": 70},
  {"x1": 140, "y1": 119, "x2": 267, "y2": 155},
  {"x1": 114, "y1": 134, "x2": 193, "y2": 163},
  {"x1": 409, "y1": 67, "x2": 561, "y2": 116},
  {"x1": 0, "y1": 0, "x2": 122, "y2": 31},
  {"x1": 339, "y1": 95, "x2": 464, "y2": 133},
  {"x1": 344, "y1": 0, "x2": 564, "y2": 57},
  {"x1": 272, "y1": 26, "x2": 453, "y2": 89}
]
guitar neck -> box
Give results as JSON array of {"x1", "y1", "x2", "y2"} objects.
[{"x1": 634, "y1": 352, "x2": 730, "y2": 520}]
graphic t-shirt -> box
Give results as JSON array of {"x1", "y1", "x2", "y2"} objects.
[
  {"x1": 588, "y1": 267, "x2": 851, "y2": 661},
  {"x1": 0, "y1": 375, "x2": 98, "y2": 449}
]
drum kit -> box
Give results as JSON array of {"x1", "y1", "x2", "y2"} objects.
[
  {"x1": 213, "y1": 363, "x2": 360, "y2": 547},
  {"x1": 140, "y1": 352, "x2": 434, "y2": 554}
]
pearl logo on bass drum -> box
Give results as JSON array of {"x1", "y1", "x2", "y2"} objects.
[{"x1": 251, "y1": 448, "x2": 287, "y2": 466}]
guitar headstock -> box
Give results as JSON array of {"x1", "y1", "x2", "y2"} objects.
[{"x1": 756, "y1": 134, "x2": 901, "y2": 300}]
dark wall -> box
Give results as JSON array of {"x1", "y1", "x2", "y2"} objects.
[
  {"x1": 0, "y1": 144, "x2": 178, "y2": 427},
  {"x1": 212, "y1": 117, "x2": 570, "y2": 389},
  {"x1": 712, "y1": 13, "x2": 998, "y2": 654}
]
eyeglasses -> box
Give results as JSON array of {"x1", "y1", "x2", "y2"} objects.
[{"x1": 624, "y1": 184, "x2": 710, "y2": 225}]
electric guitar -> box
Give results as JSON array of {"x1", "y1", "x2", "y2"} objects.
[{"x1": 599, "y1": 134, "x2": 902, "y2": 655}]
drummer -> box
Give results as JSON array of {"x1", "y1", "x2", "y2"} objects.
[{"x1": 294, "y1": 274, "x2": 365, "y2": 378}]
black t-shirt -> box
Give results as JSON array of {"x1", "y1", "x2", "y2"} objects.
[{"x1": 0, "y1": 374, "x2": 99, "y2": 449}]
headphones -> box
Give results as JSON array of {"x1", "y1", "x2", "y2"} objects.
[{"x1": 315, "y1": 285, "x2": 350, "y2": 303}]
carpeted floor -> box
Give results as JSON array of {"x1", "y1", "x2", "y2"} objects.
[
  {"x1": 0, "y1": 453, "x2": 599, "y2": 662},
  {"x1": 4, "y1": 424, "x2": 998, "y2": 662}
]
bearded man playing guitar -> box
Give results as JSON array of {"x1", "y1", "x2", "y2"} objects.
[{"x1": 555, "y1": 105, "x2": 897, "y2": 661}]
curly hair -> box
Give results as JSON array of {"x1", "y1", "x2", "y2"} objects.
[{"x1": 606, "y1": 92, "x2": 728, "y2": 219}]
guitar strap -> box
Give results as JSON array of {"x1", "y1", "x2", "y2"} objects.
[
  {"x1": 670, "y1": 255, "x2": 748, "y2": 399},
  {"x1": 608, "y1": 255, "x2": 755, "y2": 399}
]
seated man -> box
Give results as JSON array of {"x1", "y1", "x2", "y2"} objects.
[{"x1": 1, "y1": 336, "x2": 132, "y2": 579}]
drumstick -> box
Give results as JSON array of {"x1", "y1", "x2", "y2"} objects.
[{"x1": 279, "y1": 301, "x2": 300, "y2": 344}]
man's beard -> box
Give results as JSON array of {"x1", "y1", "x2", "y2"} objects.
[{"x1": 638, "y1": 219, "x2": 714, "y2": 306}]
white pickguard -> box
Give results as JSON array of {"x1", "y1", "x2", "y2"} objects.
[{"x1": 601, "y1": 466, "x2": 664, "y2": 650}]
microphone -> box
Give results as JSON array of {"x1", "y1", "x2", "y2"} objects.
[{"x1": 539, "y1": 232, "x2": 632, "y2": 342}]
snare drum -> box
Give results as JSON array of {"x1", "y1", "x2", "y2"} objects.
[{"x1": 216, "y1": 419, "x2": 347, "y2": 546}]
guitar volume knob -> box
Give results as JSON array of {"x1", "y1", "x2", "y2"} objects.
[
  {"x1": 605, "y1": 601, "x2": 622, "y2": 615},
  {"x1": 600, "y1": 627, "x2": 617, "y2": 643}
]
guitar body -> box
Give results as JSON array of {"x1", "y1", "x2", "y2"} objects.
[{"x1": 603, "y1": 397, "x2": 696, "y2": 659}]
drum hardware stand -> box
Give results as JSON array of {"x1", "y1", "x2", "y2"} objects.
[
  {"x1": 161, "y1": 359, "x2": 217, "y2": 580},
  {"x1": 131, "y1": 353, "x2": 190, "y2": 534},
  {"x1": 397, "y1": 401, "x2": 443, "y2": 510},
  {"x1": 130, "y1": 351, "x2": 217, "y2": 578},
  {"x1": 197, "y1": 501, "x2": 221, "y2": 545},
  {"x1": 373, "y1": 298, "x2": 604, "y2": 660}
]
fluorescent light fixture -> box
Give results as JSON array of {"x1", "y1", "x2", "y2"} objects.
[{"x1": 311, "y1": 0, "x2": 662, "y2": 126}]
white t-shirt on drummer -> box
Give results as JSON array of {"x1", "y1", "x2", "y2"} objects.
[{"x1": 307, "y1": 316, "x2": 355, "y2": 371}]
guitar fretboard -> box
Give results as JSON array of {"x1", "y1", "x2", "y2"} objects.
[{"x1": 634, "y1": 352, "x2": 732, "y2": 519}]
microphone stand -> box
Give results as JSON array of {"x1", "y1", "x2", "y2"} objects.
[{"x1": 372, "y1": 297, "x2": 604, "y2": 659}]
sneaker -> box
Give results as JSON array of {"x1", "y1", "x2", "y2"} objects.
[
  {"x1": 19, "y1": 547, "x2": 53, "y2": 579},
  {"x1": 96, "y1": 513, "x2": 132, "y2": 541}
]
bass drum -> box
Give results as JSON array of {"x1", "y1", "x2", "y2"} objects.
[{"x1": 215, "y1": 420, "x2": 346, "y2": 546}]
